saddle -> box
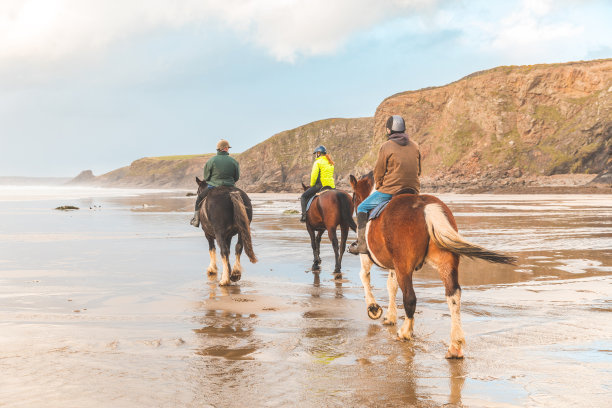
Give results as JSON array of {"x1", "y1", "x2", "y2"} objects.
[
  {"x1": 306, "y1": 187, "x2": 334, "y2": 212},
  {"x1": 368, "y1": 187, "x2": 418, "y2": 221}
]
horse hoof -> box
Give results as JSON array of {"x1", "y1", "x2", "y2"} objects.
[
  {"x1": 445, "y1": 347, "x2": 464, "y2": 359},
  {"x1": 367, "y1": 304, "x2": 383, "y2": 320},
  {"x1": 230, "y1": 273, "x2": 241, "y2": 282},
  {"x1": 382, "y1": 318, "x2": 396, "y2": 326},
  {"x1": 312, "y1": 264, "x2": 321, "y2": 271}
]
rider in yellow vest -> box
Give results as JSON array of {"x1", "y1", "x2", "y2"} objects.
[{"x1": 300, "y1": 145, "x2": 335, "y2": 222}]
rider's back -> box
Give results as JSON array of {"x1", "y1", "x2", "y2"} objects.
[
  {"x1": 204, "y1": 152, "x2": 239, "y2": 187},
  {"x1": 374, "y1": 138, "x2": 420, "y2": 195}
]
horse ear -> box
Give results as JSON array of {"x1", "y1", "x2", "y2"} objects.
[
  {"x1": 196, "y1": 177, "x2": 202, "y2": 185},
  {"x1": 301, "y1": 182, "x2": 308, "y2": 191},
  {"x1": 349, "y1": 175, "x2": 357, "y2": 189},
  {"x1": 366, "y1": 171, "x2": 374, "y2": 182}
]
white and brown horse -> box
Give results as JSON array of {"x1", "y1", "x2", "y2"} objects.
[
  {"x1": 349, "y1": 172, "x2": 516, "y2": 358},
  {"x1": 196, "y1": 178, "x2": 257, "y2": 285}
]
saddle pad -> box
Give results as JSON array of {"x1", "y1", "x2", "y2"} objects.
[
  {"x1": 306, "y1": 195, "x2": 316, "y2": 212},
  {"x1": 306, "y1": 188, "x2": 334, "y2": 212},
  {"x1": 368, "y1": 199, "x2": 391, "y2": 221}
]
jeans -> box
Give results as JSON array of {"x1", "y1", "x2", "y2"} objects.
[{"x1": 357, "y1": 190, "x2": 392, "y2": 213}]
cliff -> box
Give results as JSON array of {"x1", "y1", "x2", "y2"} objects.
[
  {"x1": 236, "y1": 117, "x2": 374, "y2": 192},
  {"x1": 372, "y1": 59, "x2": 612, "y2": 191},
  {"x1": 70, "y1": 59, "x2": 612, "y2": 193},
  {"x1": 69, "y1": 154, "x2": 215, "y2": 189}
]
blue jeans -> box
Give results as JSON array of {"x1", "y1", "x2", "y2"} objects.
[{"x1": 357, "y1": 191, "x2": 392, "y2": 213}]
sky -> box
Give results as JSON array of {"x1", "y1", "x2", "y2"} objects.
[{"x1": 1, "y1": 0, "x2": 611, "y2": 177}]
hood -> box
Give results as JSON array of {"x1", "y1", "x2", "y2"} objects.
[{"x1": 388, "y1": 133, "x2": 409, "y2": 146}]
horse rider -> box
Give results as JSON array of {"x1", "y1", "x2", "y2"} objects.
[
  {"x1": 190, "y1": 139, "x2": 240, "y2": 227},
  {"x1": 300, "y1": 145, "x2": 335, "y2": 222},
  {"x1": 348, "y1": 115, "x2": 421, "y2": 254}
]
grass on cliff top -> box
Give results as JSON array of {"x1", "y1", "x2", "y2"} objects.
[
  {"x1": 149, "y1": 153, "x2": 242, "y2": 161},
  {"x1": 149, "y1": 154, "x2": 212, "y2": 161}
]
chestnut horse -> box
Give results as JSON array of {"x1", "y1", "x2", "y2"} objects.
[
  {"x1": 349, "y1": 172, "x2": 516, "y2": 358},
  {"x1": 196, "y1": 177, "x2": 257, "y2": 285},
  {"x1": 301, "y1": 183, "x2": 356, "y2": 273}
]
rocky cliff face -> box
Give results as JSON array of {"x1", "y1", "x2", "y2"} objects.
[
  {"x1": 71, "y1": 155, "x2": 214, "y2": 189},
  {"x1": 372, "y1": 59, "x2": 612, "y2": 190},
  {"x1": 71, "y1": 59, "x2": 612, "y2": 193},
  {"x1": 236, "y1": 117, "x2": 374, "y2": 192}
]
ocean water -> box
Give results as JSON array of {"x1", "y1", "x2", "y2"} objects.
[{"x1": 0, "y1": 187, "x2": 610, "y2": 407}]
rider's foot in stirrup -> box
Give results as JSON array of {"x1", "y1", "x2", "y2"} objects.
[
  {"x1": 348, "y1": 240, "x2": 367, "y2": 255},
  {"x1": 190, "y1": 216, "x2": 199, "y2": 227}
]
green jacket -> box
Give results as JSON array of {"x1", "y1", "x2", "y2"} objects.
[{"x1": 203, "y1": 151, "x2": 240, "y2": 187}]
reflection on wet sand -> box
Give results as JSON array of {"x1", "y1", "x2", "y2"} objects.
[{"x1": 0, "y1": 191, "x2": 610, "y2": 407}]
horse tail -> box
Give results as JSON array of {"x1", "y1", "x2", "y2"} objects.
[
  {"x1": 424, "y1": 204, "x2": 516, "y2": 265},
  {"x1": 337, "y1": 191, "x2": 357, "y2": 232},
  {"x1": 230, "y1": 191, "x2": 257, "y2": 263}
]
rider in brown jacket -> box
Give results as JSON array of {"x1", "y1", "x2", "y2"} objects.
[{"x1": 349, "y1": 115, "x2": 421, "y2": 254}]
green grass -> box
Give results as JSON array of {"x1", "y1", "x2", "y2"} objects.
[
  {"x1": 150, "y1": 154, "x2": 212, "y2": 161},
  {"x1": 441, "y1": 119, "x2": 479, "y2": 167},
  {"x1": 534, "y1": 105, "x2": 563, "y2": 123}
]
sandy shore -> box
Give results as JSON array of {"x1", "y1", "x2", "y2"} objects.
[{"x1": 0, "y1": 189, "x2": 610, "y2": 407}]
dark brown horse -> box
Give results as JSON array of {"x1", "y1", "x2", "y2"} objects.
[
  {"x1": 349, "y1": 172, "x2": 516, "y2": 358},
  {"x1": 301, "y1": 183, "x2": 356, "y2": 273},
  {"x1": 196, "y1": 177, "x2": 257, "y2": 285}
]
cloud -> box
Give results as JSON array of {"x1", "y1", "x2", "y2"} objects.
[
  {"x1": 0, "y1": 0, "x2": 609, "y2": 69},
  {"x1": 448, "y1": 0, "x2": 611, "y2": 61},
  {"x1": 0, "y1": 0, "x2": 443, "y2": 64}
]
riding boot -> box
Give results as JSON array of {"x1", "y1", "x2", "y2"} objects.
[
  {"x1": 300, "y1": 196, "x2": 308, "y2": 222},
  {"x1": 190, "y1": 210, "x2": 200, "y2": 227},
  {"x1": 348, "y1": 212, "x2": 369, "y2": 254},
  {"x1": 190, "y1": 189, "x2": 207, "y2": 228}
]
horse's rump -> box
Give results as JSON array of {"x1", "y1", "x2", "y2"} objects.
[
  {"x1": 309, "y1": 189, "x2": 356, "y2": 231},
  {"x1": 367, "y1": 194, "x2": 516, "y2": 266},
  {"x1": 200, "y1": 186, "x2": 253, "y2": 235}
]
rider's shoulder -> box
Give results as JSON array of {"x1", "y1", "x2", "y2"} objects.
[{"x1": 408, "y1": 138, "x2": 420, "y2": 149}]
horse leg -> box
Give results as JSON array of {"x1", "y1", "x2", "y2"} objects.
[
  {"x1": 336, "y1": 225, "x2": 349, "y2": 274},
  {"x1": 359, "y1": 254, "x2": 383, "y2": 319},
  {"x1": 218, "y1": 234, "x2": 233, "y2": 286},
  {"x1": 429, "y1": 248, "x2": 465, "y2": 358},
  {"x1": 328, "y1": 226, "x2": 341, "y2": 274},
  {"x1": 307, "y1": 225, "x2": 320, "y2": 271},
  {"x1": 205, "y1": 234, "x2": 218, "y2": 275},
  {"x1": 231, "y1": 236, "x2": 243, "y2": 282},
  {"x1": 396, "y1": 270, "x2": 417, "y2": 341},
  {"x1": 383, "y1": 269, "x2": 399, "y2": 325}
]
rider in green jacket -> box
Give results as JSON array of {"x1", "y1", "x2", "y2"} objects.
[{"x1": 190, "y1": 139, "x2": 240, "y2": 227}]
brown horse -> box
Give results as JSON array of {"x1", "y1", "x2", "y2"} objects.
[
  {"x1": 349, "y1": 172, "x2": 516, "y2": 358},
  {"x1": 196, "y1": 177, "x2": 257, "y2": 285},
  {"x1": 301, "y1": 183, "x2": 356, "y2": 273}
]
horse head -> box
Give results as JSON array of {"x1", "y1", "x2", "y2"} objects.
[
  {"x1": 195, "y1": 177, "x2": 208, "y2": 196},
  {"x1": 349, "y1": 171, "x2": 374, "y2": 208}
]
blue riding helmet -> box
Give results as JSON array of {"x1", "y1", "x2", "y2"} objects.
[{"x1": 313, "y1": 145, "x2": 327, "y2": 154}]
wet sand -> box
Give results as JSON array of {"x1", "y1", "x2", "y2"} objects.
[{"x1": 0, "y1": 188, "x2": 611, "y2": 407}]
